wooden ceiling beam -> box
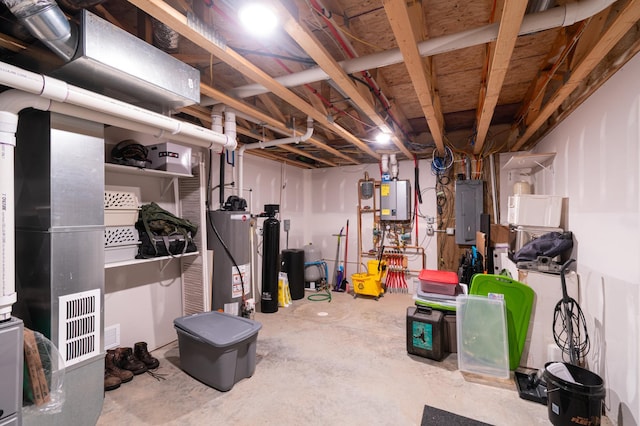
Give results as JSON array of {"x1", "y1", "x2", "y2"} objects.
[
  {"x1": 126, "y1": 0, "x2": 375, "y2": 160},
  {"x1": 512, "y1": 0, "x2": 640, "y2": 151},
  {"x1": 473, "y1": 0, "x2": 528, "y2": 154},
  {"x1": 275, "y1": 1, "x2": 411, "y2": 159},
  {"x1": 382, "y1": 0, "x2": 446, "y2": 155}
]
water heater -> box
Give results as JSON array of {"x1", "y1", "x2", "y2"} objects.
[
  {"x1": 207, "y1": 210, "x2": 252, "y2": 315},
  {"x1": 380, "y1": 179, "x2": 411, "y2": 222}
]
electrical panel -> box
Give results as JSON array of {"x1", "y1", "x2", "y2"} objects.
[
  {"x1": 380, "y1": 180, "x2": 411, "y2": 222},
  {"x1": 455, "y1": 180, "x2": 484, "y2": 245}
]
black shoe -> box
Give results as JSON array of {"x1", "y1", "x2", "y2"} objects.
[
  {"x1": 104, "y1": 370, "x2": 121, "y2": 391},
  {"x1": 134, "y1": 342, "x2": 160, "y2": 369},
  {"x1": 112, "y1": 347, "x2": 147, "y2": 375},
  {"x1": 105, "y1": 352, "x2": 134, "y2": 383}
]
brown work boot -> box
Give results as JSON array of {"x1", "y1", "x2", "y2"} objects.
[
  {"x1": 105, "y1": 351, "x2": 134, "y2": 383},
  {"x1": 104, "y1": 370, "x2": 121, "y2": 391},
  {"x1": 112, "y1": 347, "x2": 147, "y2": 375},
  {"x1": 134, "y1": 342, "x2": 160, "y2": 369}
]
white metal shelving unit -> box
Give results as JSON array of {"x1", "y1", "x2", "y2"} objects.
[{"x1": 103, "y1": 151, "x2": 209, "y2": 351}]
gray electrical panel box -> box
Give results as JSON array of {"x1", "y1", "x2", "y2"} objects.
[
  {"x1": 455, "y1": 180, "x2": 484, "y2": 245},
  {"x1": 380, "y1": 180, "x2": 411, "y2": 222}
]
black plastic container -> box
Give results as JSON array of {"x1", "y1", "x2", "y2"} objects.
[
  {"x1": 544, "y1": 362, "x2": 605, "y2": 426},
  {"x1": 406, "y1": 306, "x2": 444, "y2": 361},
  {"x1": 281, "y1": 249, "x2": 305, "y2": 300}
]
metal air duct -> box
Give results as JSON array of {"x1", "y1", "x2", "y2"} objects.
[
  {"x1": 52, "y1": 9, "x2": 199, "y2": 112},
  {"x1": 3, "y1": 4, "x2": 199, "y2": 112},
  {"x1": 0, "y1": 0, "x2": 78, "y2": 61}
]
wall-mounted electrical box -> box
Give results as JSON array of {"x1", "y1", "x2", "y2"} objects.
[
  {"x1": 455, "y1": 180, "x2": 484, "y2": 245},
  {"x1": 380, "y1": 179, "x2": 411, "y2": 222}
]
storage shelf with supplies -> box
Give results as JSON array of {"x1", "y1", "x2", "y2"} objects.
[
  {"x1": 104, "y1": 251, "x2": 199, "y2": 269},
  {"x1": 105, "y1": 163, "x2": 193, "y2": 178}
]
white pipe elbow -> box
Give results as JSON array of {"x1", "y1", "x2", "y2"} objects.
[{"x1": 224, "y1": 110, "x2": 237, "y2": 150}]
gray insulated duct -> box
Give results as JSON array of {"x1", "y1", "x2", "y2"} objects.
[
  {"x1": 0, "y1": 0, "x2": 78, "y2": 61},
  {"x1": 152, "y1": 17, "x2": 180, "y2": 52}
]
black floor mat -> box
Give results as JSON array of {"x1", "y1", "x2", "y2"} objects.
[{"x1": 421, "y1": 405, "x2": 493, "y2": 426}]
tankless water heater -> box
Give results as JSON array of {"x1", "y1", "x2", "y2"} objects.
[{"x1": 380, "y1": 179, "x2": 411, "y2": 222}]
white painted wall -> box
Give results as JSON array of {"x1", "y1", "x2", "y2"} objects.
[
  {"x1": 234, "y1": 156, "x2": 439, "y2": 296},
  {"x1": 506, "y1": 54, "x2": 640, "y2": 424},
  {"x1": 306, "y1": 160, "x2": 439, "y2": 282}
]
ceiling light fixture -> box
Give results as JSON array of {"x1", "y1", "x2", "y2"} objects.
[
  {"x1": 375, "y1": 132, "x2": 391, "y2": 144},
  {"x1": 238, "y1": 3, "x2": 278, "y2": 37}
]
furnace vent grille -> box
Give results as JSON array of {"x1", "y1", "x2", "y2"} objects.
[{"x1": 58, "y1": 289, "x2": 101, "y2": 367}]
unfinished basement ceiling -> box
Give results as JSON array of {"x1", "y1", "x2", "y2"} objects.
[{"x1": 1, "y1": 0, "x2": 639, "y2": 168}]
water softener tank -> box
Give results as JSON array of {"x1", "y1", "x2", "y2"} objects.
[{"x1": 261, "y1": 205, "x2": 280, "y2": 313}]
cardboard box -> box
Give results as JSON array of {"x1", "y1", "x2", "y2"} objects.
[
  {"x1": 147, "y1": 142, "x2": 192, "y2": 174},
  {"x1": 490, "y1": 224, "x2": 513, "y2": 246}
]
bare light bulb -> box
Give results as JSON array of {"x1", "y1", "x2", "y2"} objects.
[
  {"x1": 375, "y1": 132, "x2": 391, "y2": 144},
  {"x1": 239, "y1": 3, "x2": 278, "y2": 37}
]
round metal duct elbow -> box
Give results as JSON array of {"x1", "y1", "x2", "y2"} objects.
[{"x1": 2, "y1": 0, "x2": 78, "y2": 62}]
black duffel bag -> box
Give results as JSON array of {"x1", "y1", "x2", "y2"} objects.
[{"x1": 513, "y1": 231, "x2": 573, "y2": 262}]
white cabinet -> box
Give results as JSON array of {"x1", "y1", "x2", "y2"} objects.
[{"x1": 103, "y1": 150, "x2": 209, "y2": 352}]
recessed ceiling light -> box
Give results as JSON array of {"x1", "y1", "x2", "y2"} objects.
[{"x1": 239, "y1": 3, "x2": 278, "y2": 37}]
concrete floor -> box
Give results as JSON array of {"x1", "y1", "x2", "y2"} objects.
[{"x1": 96, "y1": 291, "x2": 603, "y2": 425}]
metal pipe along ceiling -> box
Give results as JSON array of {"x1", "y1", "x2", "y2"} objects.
[{"x1": 231, "y1": 0, "x2": 616, "y2": 99}]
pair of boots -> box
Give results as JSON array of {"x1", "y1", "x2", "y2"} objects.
[{"x1": 104, "y1": 342, "x2": 159, "y2": 391}]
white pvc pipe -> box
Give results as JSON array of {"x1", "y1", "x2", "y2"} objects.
[
  {"x1": 389, "y1": 153, "x2": 398, "y2": 179},
  {"x1": 0, "y1": 62, "x2": 236, "y2": 150},
  {"x1": 489, "y1": 153, "x2": 499, "y2": 224},
  {"x1": 0, "y1": 95, "x2": 50, "y2": 321},
  {"x1": 231, "y1": 0, "x2": 615, "y2": 99},
  {"x1": 237, "y1": 117, "x2": 313, "y2": 201},
  {"x1": 48, "y1": 102, "x2": 214, "y2": 148}
]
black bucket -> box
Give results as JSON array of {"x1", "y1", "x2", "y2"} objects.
[{"x1": 544, "y1": 362, "x2": 605, "y2": 426}]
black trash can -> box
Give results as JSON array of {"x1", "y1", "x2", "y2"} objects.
[
  {"x1": 544, "y1": 362, "x2": 605, "y2": 426},
  {"x1": 281, "y1": 249, "x2": 305, "y2": 300}
]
